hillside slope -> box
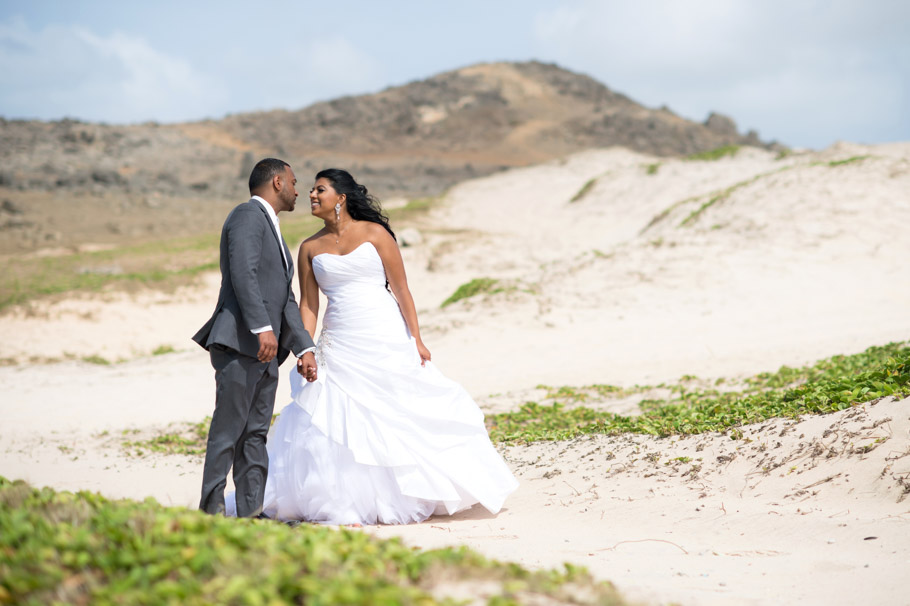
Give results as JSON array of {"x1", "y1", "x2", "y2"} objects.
[{"x1": 0, "y1": 61, "x2": 772, "y2": 253}]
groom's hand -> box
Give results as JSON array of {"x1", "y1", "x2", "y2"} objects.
[
  {"x1": 297, "y1": 352, "x2": 317, "y2": 382},
  {"x1": 257, "y1": 330, "x2": 278, "y2": 362}
]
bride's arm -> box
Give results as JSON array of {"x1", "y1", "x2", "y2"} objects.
[
  {"x1": 372, "y1": 228, "x2": 431, "y2": 366},
  {"x1": 297, "y1": 242, "x2": 319, "y2": 339}
]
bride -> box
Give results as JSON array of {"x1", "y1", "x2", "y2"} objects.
[{"x1": 249, "y1": 168, "x2": 518, "y2": 525}]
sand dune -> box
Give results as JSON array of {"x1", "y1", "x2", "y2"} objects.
[{"x1": 2, "y1": 142, "x2": 909, "y2": 605}]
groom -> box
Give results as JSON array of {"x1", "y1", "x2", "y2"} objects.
[{"x1": 193, "y1": 158, "x2": 317, "y2": 517}]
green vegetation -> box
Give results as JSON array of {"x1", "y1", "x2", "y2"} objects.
[
  {"x1": 123, "y1": 414, "x2": 288, "y2": 457},
  {"x1": 680, "y1": 192, "x2": 726, "y2": 227},
  {"x1": 81, "y1": 355, "x2": 111, "y2": 366},
  {"x1": 639, "y1": 195, "x2": 700, "y2": 234},
  {"x1": 647, "y1": 153, "x2": 871, "y2": 232},
  {"x1": 570, "y1": 178, "x2": 598, "y2": 202},
  {"x1": 0, "y1": 194, "x2": 444, "y2": 312},
  {"x1": 122, "y1": 417, "x2": 212, "y2": 457},
  {"x1": 645, "y1": 163, "x2": 661, "y2": 175},
  {"x1": 685, "y1": 145, "x2": 740, "y2": 162},
  {"x1": 441, "y1": 277, "x2": 500, "y2": 308},
  {"x1": 151, "y1": 344, "x2": 176, "y2": 356},
  {"x1": 678, "y1": 165, "x2": 793, "y2": 227},
  {"x1": 827, "y1": 155, "x2": 870, "y2": 167},
  {"x1": 0, "y1": 231, "x2": 224, "y2": 311},
  {"x1": 121, "y1": 342, "x2": 910, "y2": 455},
  {"x1": 487, "y1": 342, "x2": 910, "y2": 443},
  {"x1": 536, "y1": 384, "x2": 638, "y2": 402},
  {"x1": 0, "y1": 478, "x2": 626, "y2": 605},
  {"x1": 388, "y1": 196, "x2": 437, "y2": 220}
]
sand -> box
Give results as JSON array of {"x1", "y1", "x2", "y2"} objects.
[{"x1": 2, "y1": 141, "x2": 909, "y2": 605}]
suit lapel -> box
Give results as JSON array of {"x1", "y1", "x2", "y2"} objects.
[
  {"x1": 251, "y1": 199, "x2": 289, "y2": 274},
  {"x1": 282, "y1": 239, "x2": 294, "y2": 283}
]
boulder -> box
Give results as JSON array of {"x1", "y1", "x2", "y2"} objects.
[
  {"x1": 704, "y1": 112, "x2": 739, "y2": 137},
  {"x1": 398, "y1": 227, "x2": 423, "y2": 247}
]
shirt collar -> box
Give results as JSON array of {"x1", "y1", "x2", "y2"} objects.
[{"x1": 251, "y1": 195, "x2": 279, "y2": 225}]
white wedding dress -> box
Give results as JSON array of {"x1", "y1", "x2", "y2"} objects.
[{"x1": 229, "y1": 241, "x2": 518, "y2": 524}]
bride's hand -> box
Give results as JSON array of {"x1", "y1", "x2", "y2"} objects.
[{"x1": 416, "y1": 340, "x2": 431, "y2": 366}]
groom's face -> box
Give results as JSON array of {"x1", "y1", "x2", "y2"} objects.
[{"x1": 277, "y1": 166, "x2": 299, "y2": 213}]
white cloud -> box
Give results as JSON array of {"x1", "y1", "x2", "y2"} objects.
[
  {"x1": 243, "y1": 35, "x2": 387, "y2": 111},
  {"x1": 301, "y1": 36, "x2": 386, "y2": 97},
  {"x1": 184, "y1": 32, "x2": 387, "y2": 117},
  {"x1": 531, "y1": 0, "x2": 910, "y2": 147},
  {"x1": 0, "y1": 16, "x2": 227, "y2": 122}
]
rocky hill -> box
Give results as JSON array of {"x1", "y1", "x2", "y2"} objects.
[{"x1": 0, "y1": 61, "x2": 775, "y2": 253}]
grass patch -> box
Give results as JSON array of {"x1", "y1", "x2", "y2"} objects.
[
  {"x1": 486, "y1": 342, "x2": 910, "y2": 442},
  {"x1": 151, "y1": 344, "x2": 176, "y2": 356},
  {"x1": 678, "y1": 165, "x2": 793, "y2": 227},
  {"x1": 0, "y1": 478, "x2": 627, "y2": 605},
  {"x1": 122, "y1": 414, "x2": 287, "y2": 457},
  {"x1": 685, "y1": 145, "x2": 740, "y2": 161},
  {"x1": 0, "y1": 227, "x2": 236, "y2": 311},
  {"x1": 122, "y1": 417, "x2": 211, "y2": 457},
  {"x1": 150, "y1": 343, "x2": 910, "y2": 453},
  {"x1": 387, "y1": 196, "x2": 437, "y2": 221},
  {"x1": 81, "y1": 355, "x2": 111, "y2": 366},
  {"x1": 441, "y1": 278, "x2": 500, "y2": 308},
  {"x1": 680, "y1": 192, "x2": 726, "y2": 227},
  {"x1": 639, "y1": 195, "x2": 700, "y2": 234},
  {"x1": 827, "y1": 155, "x2": 870, "y2": 167},
  {"x1": 570, "y1": 178, "x2": 597, "y2": 202},
  {"x1": 645, "y1": 163, "x2": 661, "y2": 175},
  {"x1": 0, "y1": 215, "x2": 322, "y2": 313},
  {"x1": 0, "y1": 195, "x2": 442, "y2": 312},
  {"x1": 0, "y1": 235, "x2": 221, "y2": 312}
]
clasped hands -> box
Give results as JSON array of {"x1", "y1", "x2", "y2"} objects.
[
  {"x1": 256, "y1": 330, "x2": 318, "y2": 382},
  {"x1": 296, "y1": 352, "x2": 317, "y2": 382}
]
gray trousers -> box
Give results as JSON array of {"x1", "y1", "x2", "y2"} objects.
[{"x1": 199, "y1": 345, "x2": 279, "y2": 517}]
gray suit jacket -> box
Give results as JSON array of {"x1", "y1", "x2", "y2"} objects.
[{"x1": 192, "y1": 199, "x2": 314, "y2": 364}]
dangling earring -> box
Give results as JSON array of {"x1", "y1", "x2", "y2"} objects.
[{"x1": 334, "y1": 203, "x2": 341, "y2": 221}]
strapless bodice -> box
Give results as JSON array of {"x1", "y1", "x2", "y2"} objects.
[
  {"x1": 312, "y1": 241, "x2": 387, "y2": 294},
  {"x1": 312, "y1": 241, "x2": 400, "y2": 333}
]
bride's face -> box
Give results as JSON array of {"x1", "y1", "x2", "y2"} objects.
[{"x1": 309, "y1": 178, "x2": 344, "y2": 220}]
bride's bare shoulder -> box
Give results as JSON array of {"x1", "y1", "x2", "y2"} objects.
[
  {"x1": 299, "y1": 229, "x2": 329, "y2": 258},
  {"x1": 363, "y1": 221, "x2": 395, "y2": 243},
  {"x1": 303, "y1": 227, "x2": 329, "y2": 244}
]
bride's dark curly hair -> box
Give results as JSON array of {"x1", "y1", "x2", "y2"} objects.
[{"x1": 316, "y1": 168, "x2": 396, "y2": 241}]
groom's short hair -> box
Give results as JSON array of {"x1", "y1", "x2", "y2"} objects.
[{"x1": 249, "y1": 158, "x2": 290, "y2": 194}]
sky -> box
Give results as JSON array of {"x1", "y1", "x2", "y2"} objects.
[{"x1": 1, "y1": 0, "x2": 907, "y2": 149}]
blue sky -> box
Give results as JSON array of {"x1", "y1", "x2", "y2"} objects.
[{"x1": 1, "y1": 0, "x2": 907, "y2": 149}]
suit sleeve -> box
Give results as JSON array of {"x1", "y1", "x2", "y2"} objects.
[
  {"x1": 226, "y1": 207, "x2": 271, "y2": 331},
  {"x1": 279, "y1": 258, "x2": 316, "y2": 355}
]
